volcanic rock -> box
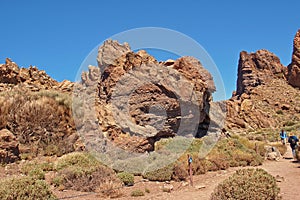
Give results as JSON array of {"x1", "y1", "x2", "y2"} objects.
[{"x1": 78, "y1": 40, "x2": 218, "y2": 152}]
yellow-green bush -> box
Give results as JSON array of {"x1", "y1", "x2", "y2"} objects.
[
  {"x1": 142, "y1": 165, "x2": 173, "y2": 181},
  {"x1": 211, "y1": 168, "x2": 281, "y2": 200},
  {"x1": 0, "y1": 176, "x2": 57, "y2": 200},
  {"x1": 131, "y1": 190, "x2": 145, "y2": 197}
]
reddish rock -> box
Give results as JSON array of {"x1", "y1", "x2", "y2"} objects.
[
  {"x1": 288, "y1": 29, "x2": 300, "y2": 87},
  {"x1": 236, "y1": 50, "x2": 286, "y2": 95},
  {"x1": 0, "y1": 129, "x2": 20, "y2": 163}
]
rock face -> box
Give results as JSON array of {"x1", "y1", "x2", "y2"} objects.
[
  {"x1": 236, "y1": 50, "x2": 286, "y2": 95},
  {"x1": 79, "y1": 40, "x2": 217, "y2": 152},
  {"x1": 288, "y1": 29, "x2": 300, "y2": 87},
  {"x1": 0, "y1": 129, "x2": 20, "y2": 163}
]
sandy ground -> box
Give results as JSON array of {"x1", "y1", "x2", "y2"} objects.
[{"x1": 53, "y1": 145, "x2": 300, "y2": 200}]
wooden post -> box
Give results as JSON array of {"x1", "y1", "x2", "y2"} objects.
[{"x1": 188, "y1": 154, "x2": 193, "y2": 186}]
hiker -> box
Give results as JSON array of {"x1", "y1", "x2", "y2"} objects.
[
  {"x1": 288, "y1": 134, "x2": 299, "y2": 159},
  {"x1": 187, "y1": 154, "x2": 193, "y2": 186},
  {"x1": 279, "y1": 129, "x2": 287, "y2": 145}
]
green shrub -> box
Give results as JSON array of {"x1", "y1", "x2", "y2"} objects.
[
  {"x1": 145, "y1": 188, "x2": 150, "y2": 193},
  {"x1": 117, "y1": 172, "x2": 134, "y2": 186},
  {"x1": 0, "y1": 176, "x2": 57, "y2": 200},
  {"x1": 211, "y1": 168, "x2": 281, "y2": 200},
  {"x1": 142, "y1": 165, "x2": 173, "y2": 181},
  {"x1": 131, "y1": 189, "x2": 144, "y2": 197}
]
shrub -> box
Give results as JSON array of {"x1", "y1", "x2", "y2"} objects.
[
  {"x1": 117, "y1": 172, "x2": 134, "y2": 186},
  {"x1": 142, "y1": 165, "x2": 173, "y2": 181},
  {"x1": 131, "y1": 190, "x2": 144, "y2": 197},
  {"x1": 96, "y1": 179, "x2": 123, "y2": 198},
  {"x1": 211, "y1": 168, "x2": 281, "y2": 200},
  {"x1": 52, "y1": 152, "x2": 120, "y2": 192},
  {"x1": 145, "y1": 188, "x2": 150, "y2": 193},
  {"x1": 0, "y1": 176, "x2": 57, "y2": 200}
]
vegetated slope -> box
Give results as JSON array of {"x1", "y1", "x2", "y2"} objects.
[{"x1": 0, "y1": 58, "x2": 79, "y2": 162}]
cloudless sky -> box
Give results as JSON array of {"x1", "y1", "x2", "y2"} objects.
[{"x1": 0, "y1": 0, "x2": 299, "y2": 100}]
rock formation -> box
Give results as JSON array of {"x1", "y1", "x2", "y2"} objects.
[
  {"x1": 288, "y1": 29, "x2": 300, "y2": 87},
  {"x1": 236, "y1": 50, "x2": 286, "y2": 96},
  {"x1": 78, "y1": 40, "x2": 218, "y2": 152}
]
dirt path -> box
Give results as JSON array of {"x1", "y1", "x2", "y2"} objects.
[{"x1": 54, "y1": 146, "x2": 300, "y2": 200}]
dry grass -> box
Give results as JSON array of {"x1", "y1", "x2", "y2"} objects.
[{"x1": 0, "y1": 89, "x2": 76, "y2": 158}]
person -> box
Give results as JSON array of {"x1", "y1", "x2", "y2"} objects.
[
  {"x1": 288, "y1": 134, "x2": 299, "y2": 159},
  {"x1": 279, "y1": 129, "x2": 287, "y2": 145}
]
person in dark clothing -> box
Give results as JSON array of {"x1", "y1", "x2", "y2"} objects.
[{"x1": 288, "y1": 134, "x2": 299, "y2": 159}]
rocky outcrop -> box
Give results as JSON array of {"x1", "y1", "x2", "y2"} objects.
[
  {"x1": 236, "y1": 50, "x2": 286, "y2": 95},
  {"x1": 0, "y1": 129, "x2": 20, "y2": 163},
  {"x1": 288, "y1": 29, "x2": 300, "y2": 87},
  {"x1": 78, "y1": 40, "x2": 218, "y2": 152},
  {"x1": 0, "y1": 58, "x2": 58, "y2": 91}
]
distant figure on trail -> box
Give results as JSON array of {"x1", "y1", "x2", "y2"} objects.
[
  {"x1": 280, "y1": 129, "x2": 287, "y2": 145},
  {"x1": 288, "y1": 134, "x2": 299, "y2": 159}
]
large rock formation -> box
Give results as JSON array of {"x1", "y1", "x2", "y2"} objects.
[
  {"x1": 288, "y1": 29, "x2": 300, "y2": 87},
  {"x1": 78, "y1": 40, "x2": 218, "y2": 152}
]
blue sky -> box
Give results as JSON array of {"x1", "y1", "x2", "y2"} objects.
[{"x1": 0, "y1": 1, "x2": 299, "y2": 100}]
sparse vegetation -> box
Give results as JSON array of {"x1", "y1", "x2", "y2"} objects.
[
  {"x1": 0, "y1": 176, "x2": 57, "y2": 200},
  {"x1": 211, "y1": 168, "x2": 281, "y2": 200}
]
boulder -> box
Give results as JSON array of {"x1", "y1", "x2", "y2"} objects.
[{"x1": 0, "y1": 129, "x2": 20, "y2": 163}]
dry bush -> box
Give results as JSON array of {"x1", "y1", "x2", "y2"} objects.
[
  {"x1": 96, "y1": 180, "x2": 123, "y2": 199},
  {"x1": 52, "y1": 152, "x2": 121, "y2": 192},
  {"x1": 211, "y1": 168, "x2": 281, "y2": 200},
  {"x1": 172, "y1": 162, "x2": 188, "y2": 181},
  {"x1": 0, "y1": 89, "x2": 76, "y2": 157},
  {"x1": 0, "y1": 176, "x2": 57, "y2": 200}
]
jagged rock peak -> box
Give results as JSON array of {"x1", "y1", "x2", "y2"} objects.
[
  {"x1": 288, "y1": 29, "x2": 300, "y2": 87},
  {"x1": 97, "y1": 39, "x2": 131, "y2": 69},
  {"x1": 236, "y1": 49, "x2": 286, "y2": 96}
]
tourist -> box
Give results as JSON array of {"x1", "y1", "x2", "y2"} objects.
[
  {"x1": 279, "y1": 129, "x2": 287, "y2": 145},
  {"x1": 288, "y1": 134, "x2": 299, "y2": 159}
]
